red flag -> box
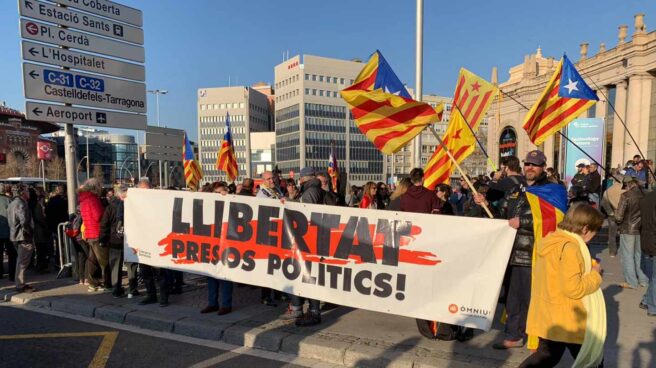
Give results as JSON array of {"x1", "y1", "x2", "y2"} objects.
[{"x1": 37, "y1": 140, "x2": 53, "y2": 160}]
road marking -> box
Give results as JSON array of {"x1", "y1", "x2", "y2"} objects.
[{"x1": 0, "y1": 331, "x2": 118, "y2": 368}]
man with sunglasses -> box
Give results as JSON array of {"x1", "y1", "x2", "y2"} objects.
[{"x1": 475, "y1": 150, "x2": 551, "y2": 349}]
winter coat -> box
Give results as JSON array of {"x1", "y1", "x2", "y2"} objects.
[
  {"x1": 300, "y1": 178, "x2": 324, "y2": 205},
  {"x1": 587, "y1": 170, "x2": 601, "y2": 194},
  {"x1": 526, "y1": 230, "x2": 602, "y2": 344},
  {"x1": 600, "y1": 182, "x2": 624, "y2": 218},
  {"x1": 100, "y1": 198, "x2": 125, "y2": 249},
  {"x1": 400, "y1": 185, "x2": 439, "y2": 214},
  {"x1": 615, "y1": 186, "x2": 643, "y2": 235},
  {"x1": 79, "y1": 191, "x2": 104, "y2": 240},
  {"x1": 0, "y1": 194, "x2": 11, "y2": 239},
  {"x1": 32, "y1": 199, "x2": 49, "y2": 244},
  {"x1": 7, "y1": 197, "x2": 33, "y2": 243},
  {"x1": 496, "y1": 172, "x2": 549, "y2": 267},
  {"x1": 640, "y1": 190, "x2": 656, "y2": 256},
  {"x1": 45, "y1": 194, "x2": 68, "y2": 233}
]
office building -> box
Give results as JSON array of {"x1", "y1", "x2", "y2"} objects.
[
  {"x1": 197, "y1": 86, "x2": 271, "y2": 183},
  {"x1": 274, "y1": 54, "x2": 383, "y2": 186}
]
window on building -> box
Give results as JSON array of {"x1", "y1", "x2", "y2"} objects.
[
  {"x1": 312, "y1": 75, "x2": 316, "y2": 81},
  {"x1": 240, "y1": 103, "x2": 245, "y2": 108},
  {"x1": 200, "y1": 104, "x2": 206, "y2": 110},
  {"x1": 319, "y1": 76, "x2": 324, "y2": 82},
  {"x1": 340, "y1": 78, "x2": 345, "y2": 84},
  {"x1": 312, "y1": 89, "x2": 317, "y2": 95},
  {"x1": 319, "y1": 90, "x2": 324, "y2": 97}
]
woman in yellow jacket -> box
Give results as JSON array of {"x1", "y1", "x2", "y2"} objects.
[{"x1": 520, "y1": 204, "x2": 605, "y2": 367}]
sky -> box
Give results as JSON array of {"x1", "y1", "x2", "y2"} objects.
[{"x1": 1, "y1": 0, "x2": 655, "y2": 141}]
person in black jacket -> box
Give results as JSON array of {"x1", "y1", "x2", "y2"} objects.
[
  {"x1": 476, "y1": 150, "x2": 550, "y2": 349},
  {"x1": 100, "y1": 185, "x2": 127, "y2": 298},
  {"x1": 639, "y1": 188, "x2": 656, "y2": 316}
]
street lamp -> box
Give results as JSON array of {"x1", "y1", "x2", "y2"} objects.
[
  {"x1": 147, "y1": 89, "x2": 168, "y2": 188},
  {"x1": 168, "y1": 165, "x2": 179, "y2": 188},
  {"x1": 119, "y1": 157, "x2": 132, "y2": 184},
  {"x1": 76, "y1": 156, "x2": 88, "y2": 186}
]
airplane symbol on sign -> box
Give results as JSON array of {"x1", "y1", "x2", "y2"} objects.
[{"x1": 96, "y1": 112, "x2": 107, "y2": 124}]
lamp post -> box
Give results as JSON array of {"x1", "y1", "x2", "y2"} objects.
[
  {"x1": 143, "y1": 161, "x2": 156, "y2": 181},
  {"x1": 168, "y1": 165, "x2": 179, "y2": 188},
  {"x1": 147, "y1": 89, "x2": 168, "y2": 188},
  {"x1": 119, "y1": 157, "x2": 132, "y2": 184},
  {"x1": 76, "y1": 156, "x2": 88, "y2": 186}
]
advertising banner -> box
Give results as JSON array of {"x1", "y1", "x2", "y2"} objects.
[
  {"x1": 563, "y1": 118, "x2": 605, "y2": 187},
  {"x1": 125, "y1": 189, "x2": 517, "y2": 330}
]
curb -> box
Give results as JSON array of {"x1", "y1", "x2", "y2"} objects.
[{"x1": 0, "y1": 291, "x2": 517, "y2": 367}]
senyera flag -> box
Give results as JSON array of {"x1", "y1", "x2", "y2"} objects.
[
  {"x1": 328, "y1": 141, "x2": 339, "y2": 193},
  {"x1": 340, "y1": 50, "x2": 442, "y2": 155},
  {"x1": 522, "y1": 54, "x2": 598, "y2": 145}
]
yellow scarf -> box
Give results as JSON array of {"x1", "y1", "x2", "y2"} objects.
[{"x1": 564, "y1": 230, "x2": 606, "y2": 368}]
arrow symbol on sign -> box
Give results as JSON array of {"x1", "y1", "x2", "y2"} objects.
[
  {"x1": 32, "y1": 107, "x2": 42, "y2": 116},
  {"x1": 28, "y1": 70, "x2": 39, "y2": 79},
  {"x1": 25, "y1": 1, "x2": 33, "y2": 10},
  {"x1": 28, "y1": 47, "x2": 38, "y2": 57}
]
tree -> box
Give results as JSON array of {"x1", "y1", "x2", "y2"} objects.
[
  {"x1": 25, "y1": 156, "x2": 41, "y2": 177},
  {"x1": 45, "y1": 156, "x2": 65, "y2": 180}
]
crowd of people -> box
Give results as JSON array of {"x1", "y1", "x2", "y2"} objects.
[{"x1": 2, "y1": 150, "x2": 655, "y2": 367}]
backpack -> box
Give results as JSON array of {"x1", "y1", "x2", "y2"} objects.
[
  {"x1": 65, "y1": 213, "x2": 83, "y2": 240},
  {"x1": 416, "y1": 319, "x2": 474, "y2": 342}
]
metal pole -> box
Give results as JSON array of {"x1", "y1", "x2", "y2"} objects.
[
  {"x1": 164, "y1": 161, "x2": 168, "y2": 188},
  {"x1": 85, "y1": 135, "x2": 89, "y2": 177},
  {"x1": 64, "y1": 124, "x2": 78, "y2": 215},
  {"x1": 41, "y1": 160, "x2": 45, "y2": 189},
  {"x1": 156, "y1": 93, "x2": 163, "y2": 188},
  {"x1": 413, "y1": 0, "x2": 424, "y2": 169}
]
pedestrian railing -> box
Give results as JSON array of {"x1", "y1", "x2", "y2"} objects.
[{"x1": 56, "y1": 222, "x2": 73, "y2": 279}]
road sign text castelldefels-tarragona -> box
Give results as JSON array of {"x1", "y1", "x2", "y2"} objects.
[
  {"x1": 19, "y1": 0, "x2": 146, "y2": 129},
  {"x1": 23, "y1": 62, "x2": 146, "y2": 113}
]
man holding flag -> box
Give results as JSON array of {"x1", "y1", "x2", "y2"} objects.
[{"x1": 475, "y1": 150, "x2": 562, "y2": 349}]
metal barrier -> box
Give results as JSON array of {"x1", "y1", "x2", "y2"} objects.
[{"x1": 56, "y1": 222, "x2": 73, "y2": 279}]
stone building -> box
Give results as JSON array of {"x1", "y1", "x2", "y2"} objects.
[{"x1": 487, "y1": 13, "x2": 656, "y2": 172}]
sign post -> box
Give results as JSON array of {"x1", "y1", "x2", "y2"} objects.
[{"x1": 18, "y1": 0, "x2": 145, "y2": 214}]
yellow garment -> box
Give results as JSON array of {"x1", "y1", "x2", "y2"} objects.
[
  {"x1": 570, "y1": 231, "x2": 607, "y2": 368},
  {"x1": 526, "y1": 230, "x2": 602, "y2": 344}
]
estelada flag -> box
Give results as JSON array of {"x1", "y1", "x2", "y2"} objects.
[
  {"x1": 523, "y1": 54, "x2": 598, "y2": 145},
  {"x1": 216, "y1": 112, "x2": 239, "y2": 182},
  {"x1": 340, "y1": 50, "x2": 442, "y2": 154},
  {"x1": 183, "y1": 133, "x2": 203, "y2": 191},
  {"x1": 451, "y1": 68, "x2": 498, "y2": 131},
  {"x1": 525, "y1": 183, "x2": 568, "y2": 244},
  {"x1": 422, "y1": 110, "x2": 476, "y2": 189},
  {"x1": 524, "y1": 182, "x2": 568, "y2": 350}
]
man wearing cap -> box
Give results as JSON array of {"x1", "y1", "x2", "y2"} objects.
[
  {"x1": 615, "y1": 176, "x2": 649, "y2": 289},
  {"x1": 476, "y1": 150, "x2": 551, "y2": 349},
  {"x1": 571, "y1": 163, "x2": 589, "y2": 190},
  {"x1": 283, "y1": 167, "x2": 324, "y2": 326}
]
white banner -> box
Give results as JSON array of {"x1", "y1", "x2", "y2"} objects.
[{"x1": 124, "y1": 189, "x2": 516, "y2": 330}]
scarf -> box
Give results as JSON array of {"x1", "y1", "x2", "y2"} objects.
[{"x1": 564, "y1": 230, "x2": 606, "y2": 368}]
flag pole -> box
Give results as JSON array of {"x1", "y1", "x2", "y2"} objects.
[
  {"x1": 451, "y1": 103, "x2": 498, "y2": 171},
  {"x1": 427, "y1": 126, "x2": 494, "y2": 218},
  {"x1": 577, "y1": 67, "x2": 656, "y2": 181},
  {"x1": 499, "y1": 89, "x2": 622, "y2": 183},
  {"x1": 413, "y1": 0, "x2": 424, "y2": 169}
]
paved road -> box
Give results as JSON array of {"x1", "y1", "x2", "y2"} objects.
[{"x1": 0, "y1": 306, "x2": 306, "y2": 368}]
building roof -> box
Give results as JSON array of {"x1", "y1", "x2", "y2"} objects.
[{"x1": 0, "y1": 105, "x2": 60, "y2": 134}]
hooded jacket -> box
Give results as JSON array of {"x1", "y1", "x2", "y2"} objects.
[
  {"x1": 79, "y1": 191, "x2": 104, "y2": 240},
  {"x1": 526, "y1": 229, "x2": 602, "y2": 344},
  {"x1": 400, "y1": 185, "x2": 439, "y2": 214}
]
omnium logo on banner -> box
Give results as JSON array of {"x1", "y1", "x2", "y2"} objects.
[{"x1": 124, "y1": 189, "x2": 517, "y2": 330}]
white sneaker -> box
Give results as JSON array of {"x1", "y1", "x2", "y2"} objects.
[
  {"x1": 127, "y1": 293, "x2": 134, "y2": 299},
  {"x1": 87, "y1": 286, "x2": 98, "y2": 292}
]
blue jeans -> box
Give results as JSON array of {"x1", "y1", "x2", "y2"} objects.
[
  {"x1": 641, "y1": 254, "x2": 656, "y2": 314},
  {"x1": 207, "y1": 277, "x2": 233, "y2": 308},
  {"x1": 619, "y1": 234, "x2": 649, "y2": 288}
]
